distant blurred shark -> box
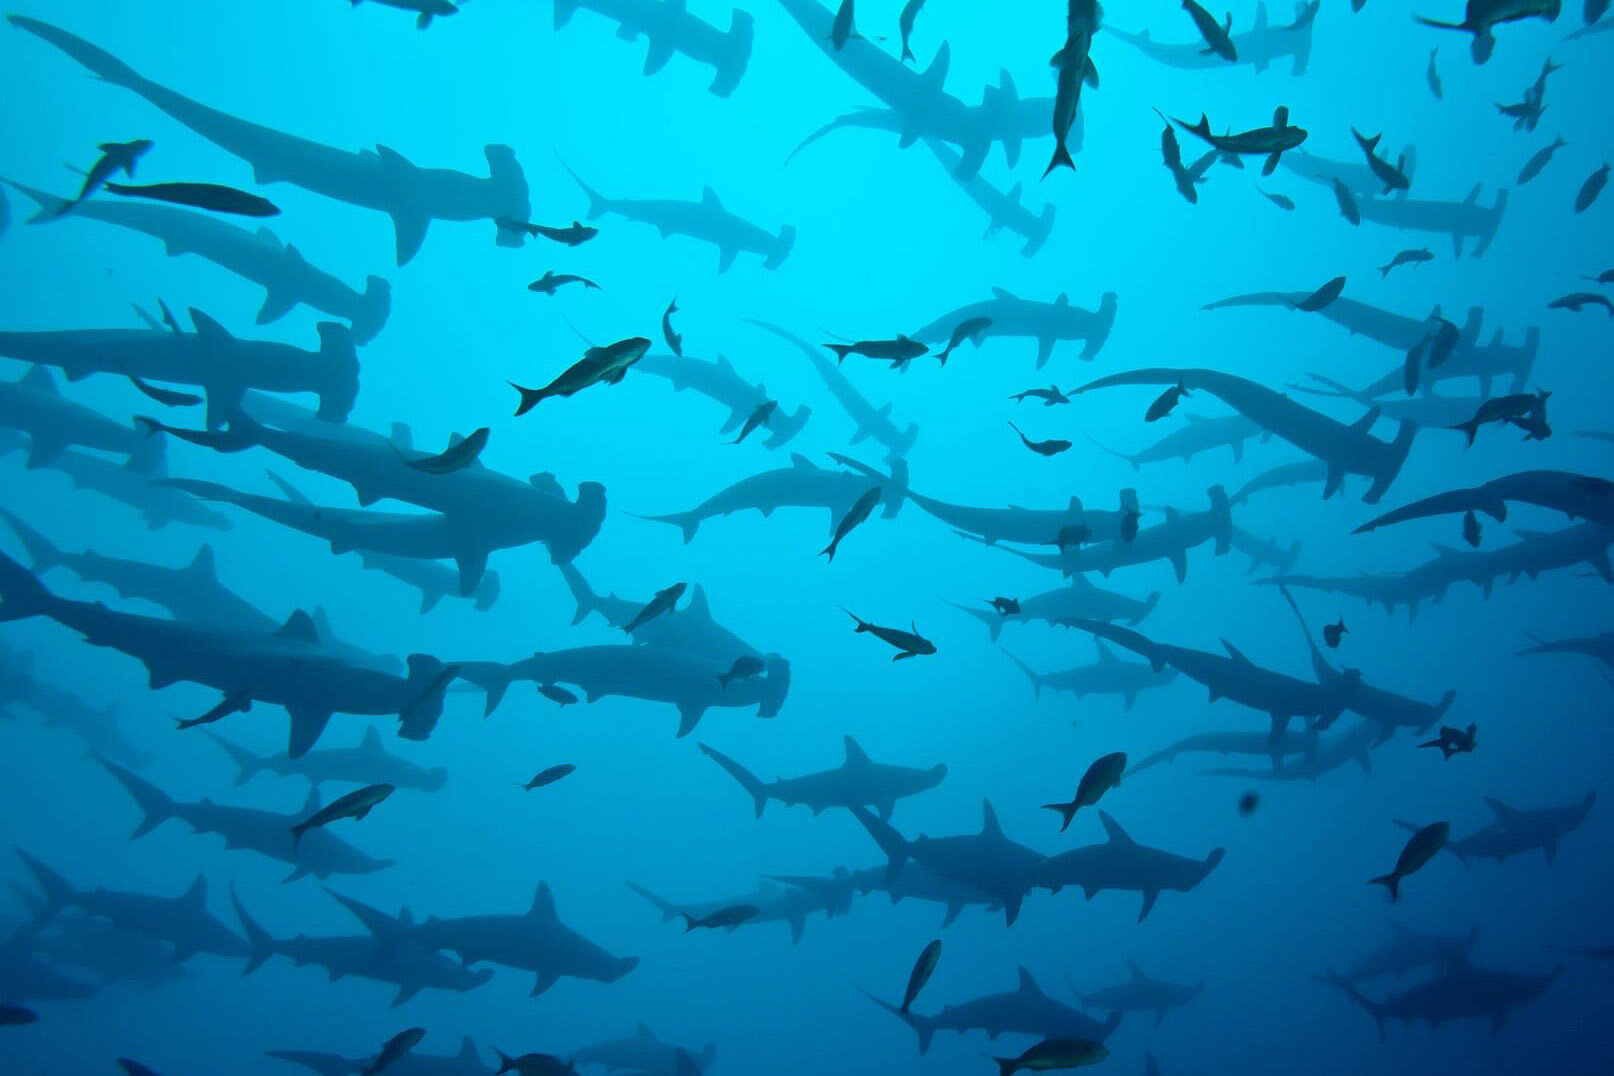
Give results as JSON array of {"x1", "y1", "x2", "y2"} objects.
[
  {"x1": 1107, "y1": 1, "x2": 1319, "y2": 75},
  {"x1": 8, "y1": 15, "x2": 530, "y2": 264},
  {"x1": 1036, "y1": 812, "x2": 1225, "y2": 922},
  {"x1": 545, "y1": 0, "x2": 754, "y2": 97},
  {"x1": 865, "y1": 966, "x2": 1121, "y2": 1054},
  {"x1": 632, "y1": 353, "x2": 810, "y2": 450},
  {"x1": 911, "y1": 290, "x2": 1118, "y2": 367},
  {"x1": 699, "y1": 736, "x2": 946, "y2": 819}
]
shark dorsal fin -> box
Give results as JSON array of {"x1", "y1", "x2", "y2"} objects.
[
  {"x1": 1273, "y1": 105, "x2": 1289, "y2": 129},
  {"x1": 1221, "y1": 639, "x2": 1252, "y2": 664},
  {"x1": 789, "y1": 453, "x2": 813, "y2": 470},
  {"x1": 843, "y1": 736, "x2": 870, "y2": 765},
  {"x1": 981, "y1": 799, "x2": 1003, "y2": 838},
  {"x1": 1099, "y1": 811, "x2": 1135, "y2": 845},
  {"x1": 1094, "y1": 639, "x2": 1117, "y2": 664},
  {"x1": 1055, "y1": 292, "x2": 1069, "y2": 307},
  {"x1": 359, "y1": 725, "x2": 383, "y2": 754},
  {"x1": 1483, "y1": 796, "x2": 1522, "y2": 820},
  {"x1": 990, "y1": 286, "x2": 1017, "y2": 301},
  {"x1": 528, "y1": 882, "x2": 558, "y2": 921},
  {"x1": 1016, "y1": 966, "x2": 1043, "y2": 995},
  {"x1": 457, "y1": 1039, "x2": 480, "y2": 1063},
  {"x1": 635, "y1": 1022, "x2": 655, "y2": 1039},
  {"x1": 277, "y1": 610, "x2": 321, "y2": 644},
  {"x1": 1128, "y1": 961, "x2": 1148, "y2": 982},
  {"x1": 701, "y1": 186, "x2": 723, "y2": 209},
  {"x1": 19, "y1": 365, "x2": 59, "y2": 394},
  {"x1": 182, "y1": 874, "x2": 207, "y2": 908},
  {"x1": 299, "y1": 784, "x2": 322, "y2": 816},
  {"x1": 921, "y1": 40, "x2": 951, "y2": 86},
  {"x1": 685, "y1": 584, "x2": 711, "y2": 621},
  {"x1": 375, "y1": 144, "x2": 411, "y2": 171},
  {"x1": 189, "y1": 308, "x2": 233, "y2": 344},
  {"x1": 186, "y1": 544, "x2": 218, "y2": 581}
]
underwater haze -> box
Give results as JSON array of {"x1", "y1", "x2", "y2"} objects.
[{"x1": 1, "y1": 1, "x2": 1612, "y2": 1074}]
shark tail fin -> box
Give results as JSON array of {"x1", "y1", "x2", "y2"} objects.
[
  {"x1": 624, "y1": 881, "x2": 679, "y2": 922},
  {"x1": 203, "y1": 732, "x2": 265, "y2": 787},
  {"x1": 1001, "y1": 649, "x2": 1043, "y2": 700},
  {"x1": 230, "y1": 885, "x2": 277, "y2": 975},
  {"x1": 636, "y1": 511, "x2": 700, "y2": 545},
  {"x1": 556, "y1": 562, "x2": 598, "y2": 626},
  {"x1": 0, "y1": 548, "x2": 52, "y2": 622},
  {"x1": 0, "y1": 507, "x2": 63, "y2": 571},
  {"x1": 698, "y1": 743, "x2": 769, "y2": 818},
  {"x1": 13, "y1": 848, "x2": 74, "y2": 913},
  {"x1": 97, "y1": 757, "x2": 176, "y2": 839}
]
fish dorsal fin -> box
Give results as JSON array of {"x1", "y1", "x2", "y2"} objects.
[
  {"x1": 1094, "y1": 639, "x2": 1117, "y2": 664},
  {"x1": 19, "y1": 365, "x2": 58, "y2": 394},
  {"x1": 1348, "y1": 407, "x2": 1381, "y2": 433},
  {"x1": 277, "y1": 610, "x2": 321, "y2": 644},
  {"x1": 789, "y1": 453, "x2": 813, "y2": 470},
  {"x1": 189, "y1": 309, "x2": 232, "y2": 344},
  {"x1": 843, "y1": 736, "x2": 870, "y2": 765},
  {"x1": 1128, "y1": 961, "x2": 1148, "y2": 982},
  {"x1": 635, "y1": 1022, "x2": 655, "y2": 1039},
  {"x1": 1483, "y1": 796, "x2": 1522, "y2": 820},
  {"x1": 981, "y1": 799, "x2": 1003, "y2": 838},
  {"x1": 1221, "y1": 638, "x2": 1252, "y2": 664},
  {"x1": 685, "y1": 584, "x2": 711, "y2": 621},
  {"x1": 182, "y1": 873, "x2": 207, "y2": 908},
  {"x1": 1067, "y1": 495, "x2": 1085, "y2": 513},
  {"x1": 1273, "y1": 105, "x2": 1289, "y2": 129},
  {"x1": 1016, "y1": 966, "x2": 1043, "y2": 995},
  {"x1": 359, "y1": 725, "x2": 383, "y2": 754},
  {"x1": 1055, "y1": 292, "x2": 1069, "y2": 307},
  {"x1": 921, "y1": 41, "x2": 951, "y2": 87},
  {"x1": 457, "y1": 1039, "x2": 479, "y2": 1063},
  {"x1": 528, "y1": 882, "x2": 558, "y2": 921},
  {"x1": 1099, "y1": 811, "x2": 1135, "y2": 844},
  {"x1": 186, "y1": 544, "x2": 218, "y2": 581},
  {"x1": 990, "y1": 286, "x2": 1017, "y2": 301},
  {"x1": 701, "y1": 185, "x2": 723, "y2": 209}
]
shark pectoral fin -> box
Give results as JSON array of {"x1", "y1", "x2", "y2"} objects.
[
  {"x1": 389, "y1": 208, "x2": 431, "y2": 266},
  {"x1": 788, "y1": 914, "x2": 805, "y2": 944},
  {"x1": 287, "y1": 708, "x2": 334, "y2": 759},
  {"x1": 1322, "y1": 466, "x2": 1343, "y2": 500},
  {"x1": 716, "y1": 246, "x2": 738, "y2": 274},
  {"x1": 255, "y1": 288, "x2": 298, "y2": 325},
  {"x1": 392, "y1": 982, "x2": 422, "y2": 1007},
  {"x1": 675, "y1": 702, "x2": 705, "y2": 738},
  {"x1": 1003, "y1": 892, "x2": 1024, "y2": 927},
  {"x1": 642, "y1": 38, "x2": 674, "y2": 76},
  {"x1": 456, "y1": 550, "x2": 489, "y2": 595},
  {"x1": 1035, "y1": 337, "x2": 1055, "y2": 369},
  {"x1": 1138, "y1": 889, "x2": 1159, "y2": 922},
  {"x1": 1168, "y1": 550, "x2": 1188, "y2": 583},
  {"x1": 531, "y1": 971, "x2": 559, "y2": 997}
]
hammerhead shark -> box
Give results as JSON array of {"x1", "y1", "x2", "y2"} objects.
[
  {"x1": 911, "y1": 289, "x2": 1119, "y2": 367},
  {"x1": 547, "y1": 0, "x2": 755, "y2": 97},
  {"x1": 1108, "y1": 1, "x2": 1319, "y2": 75},
  {"x1": 633, "y1": 353, "x2": 810, "y2": 450},
  {"x1": 10, "y1": 15, "x2": 531, "y2": 264},
  {"x1": 1076, "y1": 367, "x2": 1418, "y2": 503},
  {"x1": 4, "y1": 178, "x2": 390, "y2": 344},
  {"x1": 700, "y1": 735, "x2": 946, "y2": 819},
  {"x1": 748, "y1": 321, "x2": 919, "y2": 461}
]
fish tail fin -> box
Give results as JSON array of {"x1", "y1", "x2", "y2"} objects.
[
  {"x1": 509, "y1": 381, "x2": 547, "y2": 416},
  {"x1": 824, "y1": 344, "x2": 854, "y2": 363},
  {"x1": 698, "y1": 742, "x2": 770, "y2": 818},
  {"x1": 1368, "y1": 872, "x2": 1400, "y2": 902},
  {"x1": 860, "y1": 989, "x2": 934, "y2": 1053},
  {"x1": 1041, "y1": 801, "x2": 1078, "y2": 832},
  {"x1": 1043, "y1": 138, "x2": 1075, "y2": 178}
]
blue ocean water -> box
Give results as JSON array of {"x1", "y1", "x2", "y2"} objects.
[{"x1": 0, "y1": 1, "x2": 1611, "y2": 1073}]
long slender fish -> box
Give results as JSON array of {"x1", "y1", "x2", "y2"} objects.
[
  {"x1": 901, "y1": 938, "x2": 942, "y2": 1014},
  {"x1": 290, "y1": 783, "x2": 396, "y2": 847},
  {"x1": 822, "y1": 485, "x2": 883, "y2": 561},
  {"x1": 103, "y1": 181, "x2": 280, "y2": 217},
  {"x1": 1517, "y1": 136, "x2": 1566, "y2": 186},
  {"x1": 398, "y1": 428, "x2": 489, "y2": 474}
]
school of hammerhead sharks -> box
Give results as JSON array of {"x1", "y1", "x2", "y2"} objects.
[{"x1": 0, "y1": 0, "x2": 1612, "y2": 1073}]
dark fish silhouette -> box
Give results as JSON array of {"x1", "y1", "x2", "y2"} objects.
[
  {"x1": 732, "y1": 400, "x2": 778, "y2": 444},
  {"x1": 994, "y1": 1036, "x2": 1108, "y2": 1075},
  {"x1": 1414, "y1": 0, "x2": 1560, "y2": 64},
  {"x1": 1323, "y1": 619, "x2": 1347, "y2": 648},
  {"x1": 1174, "y1": 106, "x2": 1307, "y2": 175},
  {"x1": 528, "y1": 271, "x2": 599, "y2": 295},
  {"x1": 510, "y1": 337, "x2": 652, "y2": 414},
  {"x1": 822, "y1": 485, "x2": 883, "y2": 561},
  {"x1": 1293, "y1": 275, "x2": 1347, "y2": 311},
  {"x1": 1548, "y1": 292, "x2": 1614, "y2": 316},
  {"x1": 844, "y1": 609, "x2": 937, "y2": 660},
  {"x1": 1352, "y1": 130, "x2": 1411, "y2": 193},
  {"x1": 901, "y1": 938, "x2": 942, "y2": 1013},
  {"x1": 0, "y1": 1005, "x2": 38, "y2": 1026},
  {"x1": 1259, "y1": 189, "x2": 1295, "y2": 211},
  {"x1": 1419, "y1": 723, "x2": 1477, "y2": 759},
  {"x1": 521, "y1": 764, "x2": 576, "y2": 791},
  {"x1": 1182, "y1": 0, "x2": 1238, "y2": 61},
  {"x1": 682, "y1": 903, "x2": 759, "y2": 931},
  {"x1": 290, "y1": 783, "x2": 395, "y2": 848},
  {"x1": 1011, "y1": 385, "x2": 1070, "y2": 406},
  {"x1": 1446, "y1": 390, "x2": 1551, "y2": 446},
  {"x1": 623, "y1": 583, "x2": 687, "y2": 634},
  {"x1": 898, "y1": 0, "x2": 927, "y2": 62},
  {"x1": 59, "y1": 138, "x2": 152, "y2": 212},
  {"x1": 1427, "y1": 48, "x2": 1443, "y2": 98},
  {"x1": 363, "y1": 1028, "x2": 426, "y2": 1076},
  {"x1": 1042, "y1": 751, "x2": 1127, "y2": 831},
  {"x1": 1145, "y1": 382, "x2": 1190, "y2": 421},
  {"x1": 1379, "y1": 249, "x2": 1433, "y2": 277},
  {"x1": 1331, "y1": 177, "x2": 1361, "y2": 224},
  {"x1": 103, "y1": 180, "x2": 279, "y2": 217},
  {"x1": 988, "y1": 597, "x2": 1021, "y2": 616},
  {"x1": 1517, "y1": 135, "x2": 1567, "y2": 185},
  {"x1": 398, "y1": 427, "x2": 489, "y2": 474},
  {"x1": 1370, "y1": 821, "x2": 1448, "y2": 902},
  {"x1": 127, "y1": 375, "x2": 203, "y2": 408},
  {"x1": 538, "y1": 684, "x2": 578, "y2": 707},
  {"x1": 1009, "y1": 422, "x2": 1072, "y2": 456},
  {"x1": 663, "y1": 300, "x2": 683, "y2": 356},
  {"x1": 824, "y1": 335, "x2": 929, "y2": 368},
  {"x1": 1576, "y1": 163, "x2": 1609, "y2": 212},
  {"x1": 1462, "y1": 509, "x2": 1482, "y2": 547},
  {"x1": 937, "y1": 316, "x2": 992, "y2": 363},
  {"x1": 716, "y1": 654, "x2": 765, "y2": 689}
]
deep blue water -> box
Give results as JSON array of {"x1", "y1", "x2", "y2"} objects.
[{"x1": 0, "y1": 1, "x2": 1611, "y2": 1074}]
